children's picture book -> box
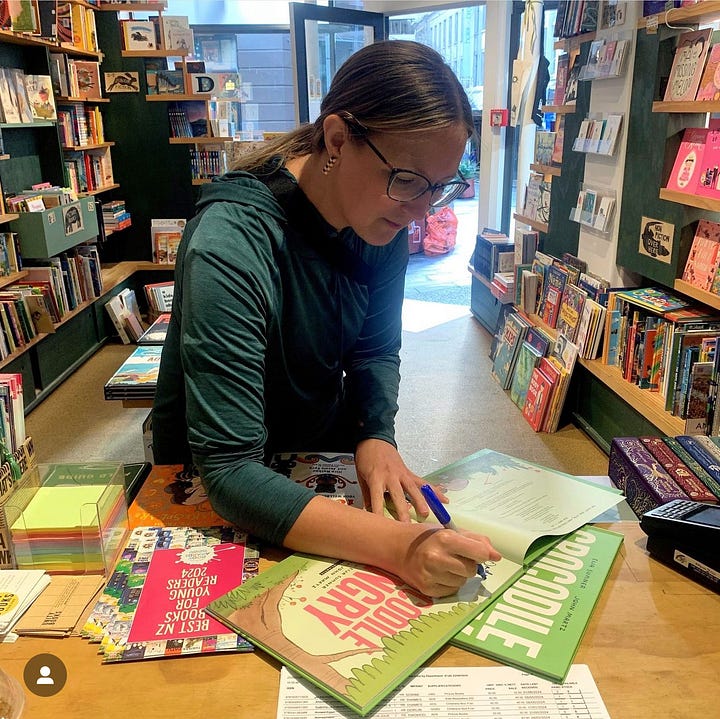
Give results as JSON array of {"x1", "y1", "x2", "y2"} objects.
[
  {"x1": 509, "y1": 341, "x2": 542, "y2": 410},
  {"x1": 521, "y1": 365, "x2": 555, "y2": 431},
  {"x1": 103, "y1": 345, "x2": 162, "y2": 401},
  {"x1": 682, "y1": 219, "x2": 720, "y2": 291},
  {"x1": 695, "y1": 41, "x2": 720, "y2": 101},
  {"x1": 556, "y1": 283, "x2": 588, "y2": 343},
  {"x1": 666, "y1": 127, "x2": 708, "y2": 194},
  {"x1": 451, "y1": 525, "x2": 623, "y2": 683},
  {"x1": 23, "y1": 75, "x2": 56, "y2": 121},
  {"x1": 72, "y1": 60, "x2": 101, "y2": 100},
  {"x1": 694, "y1": 128, "x2": 720, "y2": 199},
  {"x1": 81, "y1": 526, "x2": 260, "y2": 662},
  {"x1": 533, "y1": 130, "x2": 556, "y2": 166},
  {"x1": 491, "y1": 311, "x2": 531, "y2": 389},
  {"x1": 538, "y1": 264, "x2": 568, "y2": 329},
  {"x1": 553, "y1": 53, "x2": 569, "y2": 106},
  {"x1": 122, "y1": 20, "x2": 157, "y2": 51},
  {"x1": 206, "y1": 450, "x2": 623, "y2": 716},
  {"x1": 269, "y1": 452, "x2": 363, "y2": 508},
  {"x1": 137, "y1": 312, "x2": 171, "y2": 345},
  {"x1": 663, "y1": 28, "x2": 712, "y2": 102}
]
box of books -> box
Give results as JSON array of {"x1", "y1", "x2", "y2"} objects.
[
  {"x1": 10, "y1": 198, "x2": 99, "y2": 258},
  {"x1": 4, "y1": 462, "x2": 128, "y2": 576}
]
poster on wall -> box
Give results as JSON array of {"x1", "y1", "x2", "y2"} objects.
[{"x1": 639, "y1": 216, "x2": 674, "y2": 264}]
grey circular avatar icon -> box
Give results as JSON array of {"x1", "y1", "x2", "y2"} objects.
[{"x1": 23, "y1": 653, "x2": 67, "y2": 697}]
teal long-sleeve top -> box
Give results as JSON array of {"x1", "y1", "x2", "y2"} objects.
[{"x1": 152, "y1": 167, "x2": 409, "y2": 545}]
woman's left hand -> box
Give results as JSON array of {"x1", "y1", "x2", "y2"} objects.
[{"x1": 355, "y1": 439, "x2": 444, "y2": 522}]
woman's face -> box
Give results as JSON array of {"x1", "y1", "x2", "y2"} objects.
[{"x1": 334, "y1": 122, "x2": 468, "y2": 247}]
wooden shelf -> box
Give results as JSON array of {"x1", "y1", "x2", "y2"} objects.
[
  {"x1": 542, "y1": 104, "x2": 576, "y2": 115},
  {"x1": 57, "y1": 95, "x2": 110, "y2": 103},
  {"x1": 673, "y1": 279, "x2": 720, "y2": 312},
  {"x1": 62, "y1": 141, "x2": 115, "y2": 151},
  {"x1": 0, "y1": 271, "x2": 28, "y2": 289},
  {"x1": 639, "y1": 1, "x2": 720, "y2": 28},
  {"x1": 58, "y1": 43, "x2": 102, "y2": 59},
  {"x1": 191, "y1": 178, "x2": 213, "y2": 185},
  {"x1": 81, "y1": 183, "x2": 121, "y2": 196},
  {"x1": 0, "y1": 154, "x2": 8, "y2": 160},
  {"x1": 0, "y1": 29, "x2": 55, "y2": 49},
  {"x1": 0, "y1": 213, "x2": 19, "y2": 224},
  {"x1": 530, "y1": 163, "x2": 561, "y2": 177},
  {"x1": 146, "y1": 94, "x2": 208, "y2": 102},
  {"x1": 658, "y1": 187, "x2": 720, "y2": 212},
  {"x1": 0, "y1": 121, "x2": 55, "y2": 129},
  {"x1": 578, "y1": 358, "x2": 685, "y2": 436},
  {"x1": 652, "y1": 100, "x2": 720, "y2": 114},
  {"x1": 169, "y1": 136, "x2": 232, "y2": 145},
  {"x1": 554, "y1": 31, "x2": 596, "y2": 51},
  {"x1": 121, "y1": 48, "x2": 188, "y2": 58},
  {"x1": 513, "y1": 212, "x2": 549, "y2": 234}
]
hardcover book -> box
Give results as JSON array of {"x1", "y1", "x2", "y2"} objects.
[
  {"x1": 269, "y1": 452, "x2": 363, "y2": 508},
  {"x1": 639, "y1": 437, "x2": 717, "y2": 502},
  {"x1": 693, "y1": 128, "x2": 720, "y2": 200},
  {"x1": 666, "y1": 127, "x2": 708, "y2": 194},
  {"x1": 662, "y1": 437, "x2": 720, "y2": 499},
  {"x1": 538, "y1": 264, "x2": 568, "y2": 329},
  {"x1": 451, "y1": 525, "x2": 623, "y2": 683},
  {"x1": 103, "y1": 345, "x2": 161, "y2": 401},
  {"x1": 521, "y1": 366, "x2": 555, "y2": 432},
  {"x1": 608, "y1": 437, "x2": 688, "y2": 516},
  {"x1": 491, "y1": 312, "x2": 531, "y2": 389},
  {"x1": 679, "y1": 435, "x2": 720, "y2": 490},
  {"x1": 696, "y1": 42, "x2": 720, "y2": 101},
  {"x1": 663, "y1": 28, "x2": 712, "y2": 102},
  {"x1": 23, "y1": 75, "x2": 56, "y2": 121},
  {"x1": 137, "y1": 312, "x2": 171, "y2": 345},
  {"x1": 206, "y1": 450, "x2": 622, "y2": 716},
  {"x1": 556, "y1": 283, "x2": 587, "y2": 343},
  {"x1": 81, "y1": 526, "x2": 259, "y2": 662},
  {"x1": 683, "y1": 219, "x2": 720, "y2": 292},
  {"x1": 509, "y1": 341, "x2": 542, "y2": 410}
]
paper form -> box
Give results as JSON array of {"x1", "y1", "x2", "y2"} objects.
[{"x1": 276, "y1": 664, "x2": 611, "y2": 719}]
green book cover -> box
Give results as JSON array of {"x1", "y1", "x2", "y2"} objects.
[
  {"x1": 206, "y1": 551, "x2": 525, "y2": 716},
  {"x1": 206, "y1": 450, "x2": 625, "y2": 715},
  {"x1": 451, "y1": 525, "x2": 623, "y2": 682}
]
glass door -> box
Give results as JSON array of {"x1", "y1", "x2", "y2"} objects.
[{"x1": 289, "y1": 2, "x2": 385, "y2": 124}]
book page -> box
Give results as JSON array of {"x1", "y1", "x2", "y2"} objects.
[
  {"x1": 423, "y1": 450, "x2": 623, "y2": 564},
  {"x1": 276, "y1": 664, "x2": 611, "y2": 719}
]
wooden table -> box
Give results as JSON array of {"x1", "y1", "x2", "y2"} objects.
[{"x1": 1, "y1": 522, "x2": 718, "y2": 718}]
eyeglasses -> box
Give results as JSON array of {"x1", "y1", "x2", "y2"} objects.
[{"x1": 338, "y1": 112, "x2": 470, "y2": 207}]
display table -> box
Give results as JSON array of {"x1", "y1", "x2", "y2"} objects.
[{"x1": 1, "y1": 521, "x2": 718, "y2": 718}]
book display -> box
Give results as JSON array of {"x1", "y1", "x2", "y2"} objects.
[
  {"x1": 103, "y1": 345, "x2": 162, "y2": 401},
  {"x1": 206, "y1": 449, "x2": 623, "y2": 714},
  {"x1": 82, "y1": 525, "x2": 260, "y2": 663}
]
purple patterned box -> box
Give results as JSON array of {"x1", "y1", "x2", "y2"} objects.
[{"x1": 608, "y1": 437, "x2": 688, "y2": 516}]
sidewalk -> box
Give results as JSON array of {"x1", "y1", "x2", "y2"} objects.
[{"x1": 404, "y1": 196, "x2": 478, "y2": 305}]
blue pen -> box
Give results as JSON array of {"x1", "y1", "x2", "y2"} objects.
[{"x1": 420, "y1": 483, "x2": 487, "y2": 580}]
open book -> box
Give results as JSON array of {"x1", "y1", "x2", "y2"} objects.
[{"x1": 205, "y1": 450, "x2": 624, "y2": 716}]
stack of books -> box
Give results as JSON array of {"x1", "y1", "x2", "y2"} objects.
[{"x1": 103, "y1": 346, "x2": 162, "y2": 401}]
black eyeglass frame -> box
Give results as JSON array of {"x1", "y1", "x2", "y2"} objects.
[{"x1": 337, "y1": 112, "x2": 470, "y2": 207}]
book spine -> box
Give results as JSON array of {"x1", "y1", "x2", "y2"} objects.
[
  {"x1": 662, "y1": 437, "x2": 720, "y2": 499},
  {"x1": 608, "y1": 437, "x2": 688, "y2": 516},
  {"x1": 674, "y1": 435, "x2": 720, "y2": 496},
  {"x1": 639, "y1": 436, "x2": 717, "y2": 502}
]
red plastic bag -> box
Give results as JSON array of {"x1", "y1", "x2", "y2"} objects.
[{"x1": 423, "y1": 206, "x2": 458, "y2": 256}]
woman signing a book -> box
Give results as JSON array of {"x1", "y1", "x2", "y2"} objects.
[{"x1": 152, "y1": 40, "x2": 500, "y2": 597}]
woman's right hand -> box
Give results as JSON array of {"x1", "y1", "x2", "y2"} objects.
[{"x1": 394, "y1": 525, "x2": 502, "y2": 598}]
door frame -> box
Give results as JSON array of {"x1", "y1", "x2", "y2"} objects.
[{"x1": 289, "y1": 2, "x2": 386, "y2": 124}]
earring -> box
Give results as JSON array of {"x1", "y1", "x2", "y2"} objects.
[{"x1": 322, "y1": 156, "x2": 337, "y2": 175}]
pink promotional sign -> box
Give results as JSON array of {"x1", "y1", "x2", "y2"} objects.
[{"x1": 128, "y1": 543, "x2": 245, "y2": 643}]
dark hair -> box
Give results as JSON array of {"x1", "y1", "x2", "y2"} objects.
[{"x1": 233, "y1": 40, "x2": 474, "y2": 172}]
